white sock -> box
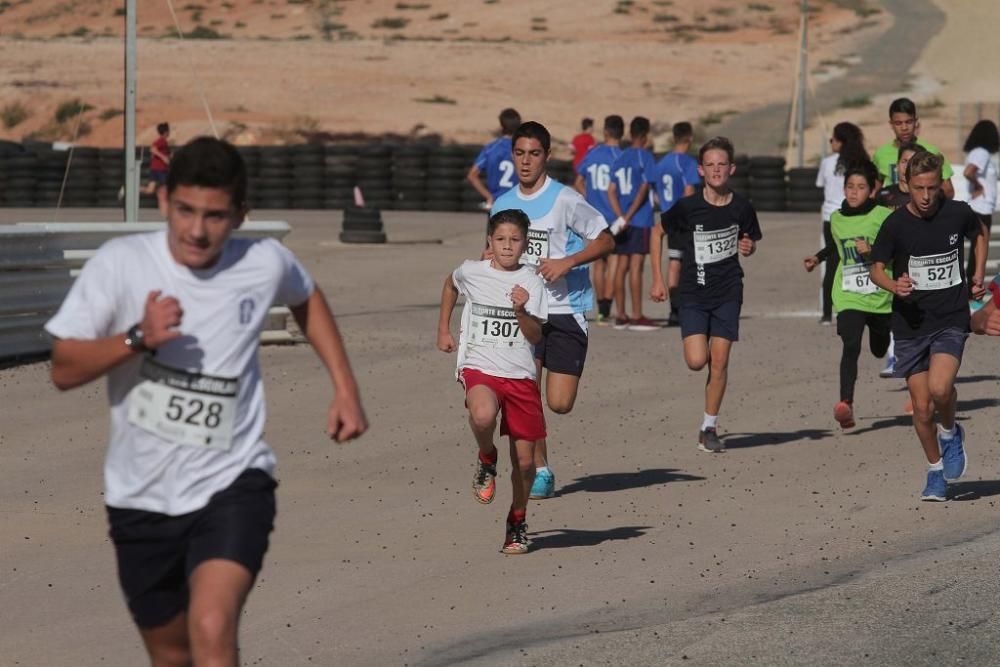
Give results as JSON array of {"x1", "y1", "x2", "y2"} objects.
[
  {"x1": 702, "y1": 413, "x2": 718, "y2": 431},
  {"x1": 536, "y1": 465, "x2": 550, "y2": 475},
  {"x1": 937, "y1": 424, "x2": 957, "y2": 438},
  {"x1": 928, "y1": 460, "x2": 943, "y2": 471}
]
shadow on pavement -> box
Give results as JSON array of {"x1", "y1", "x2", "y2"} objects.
[
  {"x1": 530, "y1": 525, "x2": 651, "y2": 550},
  {"x1": 723, "y1": 429, "x2": 832, "y2": 448},
  {"x1": 955, "y1": 374, "x2": 999, "y2": 385},
  {"x1": 851, "y1": 416, "x2": 911, "y2": 435},
  {"x1": 949, "y1": 480, "x2": 1000, "y2": 501},
  {"x1": 958, "y1": 398, "x2": 1000, "y2": 412},
  {"x1": 558, "y1": 468, "x2": 705, "y2": 495}
]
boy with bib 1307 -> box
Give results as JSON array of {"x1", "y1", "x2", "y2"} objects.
[{"x1": 438, "y1": 209, "x2": 549, "y2": 554}]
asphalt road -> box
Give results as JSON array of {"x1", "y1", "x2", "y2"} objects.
[
  {"x1": 716, "y1": 0, "x2": 945, "y2": 155},
  {"x1": 2, "y1": 208, "x2": 998, "y2": 666}
]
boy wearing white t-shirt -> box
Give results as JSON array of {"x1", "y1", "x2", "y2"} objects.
[
  {"x1": 45, "y1": 137, "x2": 367, "y2": 666},
  {"x1": 438, "y1": 209, "x2": 548, "y2": 554}
]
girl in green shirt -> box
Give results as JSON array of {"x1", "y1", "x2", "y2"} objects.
[{"x1": 804, "y1": 162, "x2": 893, "y2": 428}]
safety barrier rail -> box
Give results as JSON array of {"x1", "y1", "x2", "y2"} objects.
[{"x1": 0, "y1": 221, "x2": 294, "y2": 362}]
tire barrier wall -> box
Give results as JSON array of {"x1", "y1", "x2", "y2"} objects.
[
  {"x1": 0, "y1": 221, "x2": 295, "y2": 362},
  {"x1": 2, "y1": 141, "x2": 783, "y2": 212}
]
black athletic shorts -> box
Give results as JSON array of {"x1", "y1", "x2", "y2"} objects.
[
  {"x1": 893, "y1": 326, "x2": 968, "y2": 380},
  {"x1": 534, "y1": 313, "x2": 588, "y2": 376},
  {"x1": 106, "y1": 469, "x2": 277, "y2": 629},
  {"x1": 678, "y1": 300, "x2": 742, "y2": 342}
]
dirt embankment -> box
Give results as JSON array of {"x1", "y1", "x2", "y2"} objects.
[{"x1": 0, "y1": 0, "x2": 881, "y2": 156}]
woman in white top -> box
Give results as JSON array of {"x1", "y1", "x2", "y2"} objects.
[
  {"x1": 815, "y1": 122, "x2": 868, "y2": 323},
  {"x1": 962, "y1": 120, "x2": 998, "y2": 288}
]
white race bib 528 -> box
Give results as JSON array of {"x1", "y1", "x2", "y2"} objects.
[{"x1": 127, "y1": 357, "x2": 238, "y2": 450}]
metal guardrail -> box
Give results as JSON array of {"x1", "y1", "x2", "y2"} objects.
[{"x1": 0, "y1": 221, "x2": 296, "y2": 362}]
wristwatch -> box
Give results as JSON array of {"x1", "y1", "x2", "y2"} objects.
[{"x1": 124, "y1": 323, "x2": 148, "y2": 353}]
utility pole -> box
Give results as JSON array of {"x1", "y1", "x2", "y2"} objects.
[
  {"x1": 124, "y1": 0, "x2": 138, "y2": 222},
  {"x1": 796, "y1": 0, "x2": 808, "y2": 167}
]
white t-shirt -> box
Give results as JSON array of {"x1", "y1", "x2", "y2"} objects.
[
  {"x1": 491, "y1": 176, "x2": 608, "y2": 315},
  {"x1": 44, "y1": 231, "x2": 314, "y2": 516},
  {"x1": 964, "y1": 147, "x2": 998, "y2": 215},
  {"x1": 452, "y1": 259, "x2": 547, "y2": 380},
  {"x1": 816, "y1": 153, "x2": 845, "y2": 221}
]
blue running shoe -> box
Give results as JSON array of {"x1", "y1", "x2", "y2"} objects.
[
  {"x1": 529, "y1": 468, "x2": 555, "y2": 499},
  {"x1": 939, "y1": 424, "x2": 968, "y2": 481},
  {"x1": 879, "y1": 356, "x2": 896, "y2": 378},
  {"x1": 920, "y1": 469, "x2": 947, "y2": 502}
]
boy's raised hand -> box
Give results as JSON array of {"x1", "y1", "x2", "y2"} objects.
[
  {"x1": 803, "y1": 256, "x2": 819, "y2": 272},
  {"x1": 510, "y1": 284, "x2": 529, "y2": 312},
  {"x1": 738, "y1": 233, "x2": 756, "y2": 257}
]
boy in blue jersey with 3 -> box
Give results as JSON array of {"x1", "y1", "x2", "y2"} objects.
[
  {"x1": 491, "y1": 121, "x2": 615, "y2": 499},
  {"x1": 607, "y1": 116, "x2": 659, "y2": 331},
  {"x1": 574, "y1": 114, "x2": 625, "y2": 324},
  {"x1": 654, "y1": 122, "x2": 702, "y2": 326},
  {"x1": 467, "y1": 108, "x2": 521, "y2": 209}
]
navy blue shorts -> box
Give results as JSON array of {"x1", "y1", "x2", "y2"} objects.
[
  {"x1": 150, "y1": 170, "x2": 168, "y2": 185},
  {"x1": 534, "y1": 313, "x2": 588, "y2": 376},
  {"x1": 107, "y1": 469, "x2": 277, "y2": 628},
  {"x1": 678, "y1": 300, "x2": 741, "y2": 341},
  {"x1": 613, "y1": 226, "x2": 651, "y2": 256},
  {"x1": 893, "y1": 327, "x2": 968, "y2": 379}
]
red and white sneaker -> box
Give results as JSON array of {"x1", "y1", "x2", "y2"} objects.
[
  {"x1": 834, "y1": 401, "x2": 856, "y2": 429},
  {"x1": 628, "y1": 316, "x2": 659, "y2": 332},
  {"x1": 502, "y1": 521, "x2": 529, "y2": 554},
  {"x1": 472, "y1": 458, "x2": 497, "y2": 504}
]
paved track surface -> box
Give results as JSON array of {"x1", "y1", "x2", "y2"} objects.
[{"x1": 2, "y1": 209, "x2": 999, "y2": 666}]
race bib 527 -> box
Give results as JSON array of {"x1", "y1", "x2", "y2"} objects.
[{"x1": 909, "y1": 249, "x2": 961, "y2": 291}]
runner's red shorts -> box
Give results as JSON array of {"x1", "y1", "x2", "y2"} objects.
[{"x1": 459, "y1": 368, "x2": 546, "y2": 441}]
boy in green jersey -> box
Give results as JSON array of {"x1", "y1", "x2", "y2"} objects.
[
  {"x1": 872, "y1": 98, "x2": 954, "y2": 198},
  {"x1": 804, "y1": 161, "x2": 893, "y2": 428}
]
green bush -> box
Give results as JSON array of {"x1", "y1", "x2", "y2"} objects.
[
  {"x1": 55, "y1": 99, "x2": 94, "y2": 124},
  {"x1": 1, "y1": 101, "x2": 30, "y2": 129}
]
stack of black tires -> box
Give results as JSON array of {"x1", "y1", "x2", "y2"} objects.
[
  {"x1": 392, "y1": 144, "x2": 429, "y2": 211},
  {"x1": 252, "y1": 146, "x2": 293, "y2": 210},
  {"x1": 425, "y1": 144, "x2": 471, "y2": 212},
  {"x1": 340, "y1": 205, "x2": 386, "y2": 244},
  {"x1": 324, "y1": 144, "x2": 358, "y2": 210},
  {"x1": 98, "y1": 148, "x2": 125, "y2": 207},
  {"x1": 785, "y1": 167, "x2": 822, "y2": 212},
  {"x1": 730, "y1": 153, "x2": 751, "y2": 195},
  {"x1": 0, "y1": 141, "x2": 823, "y2": 214},
  {"x1": 747, "y1": 156, "x2": 787, "y2": 212}
]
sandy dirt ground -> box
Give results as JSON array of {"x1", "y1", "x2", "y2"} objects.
[
  {"x1": 0, "y1": 0, "x2": 881, "y2": 154},
  {"x1": 2, "y1": 207, "x2": 999, "y2": 665}
]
